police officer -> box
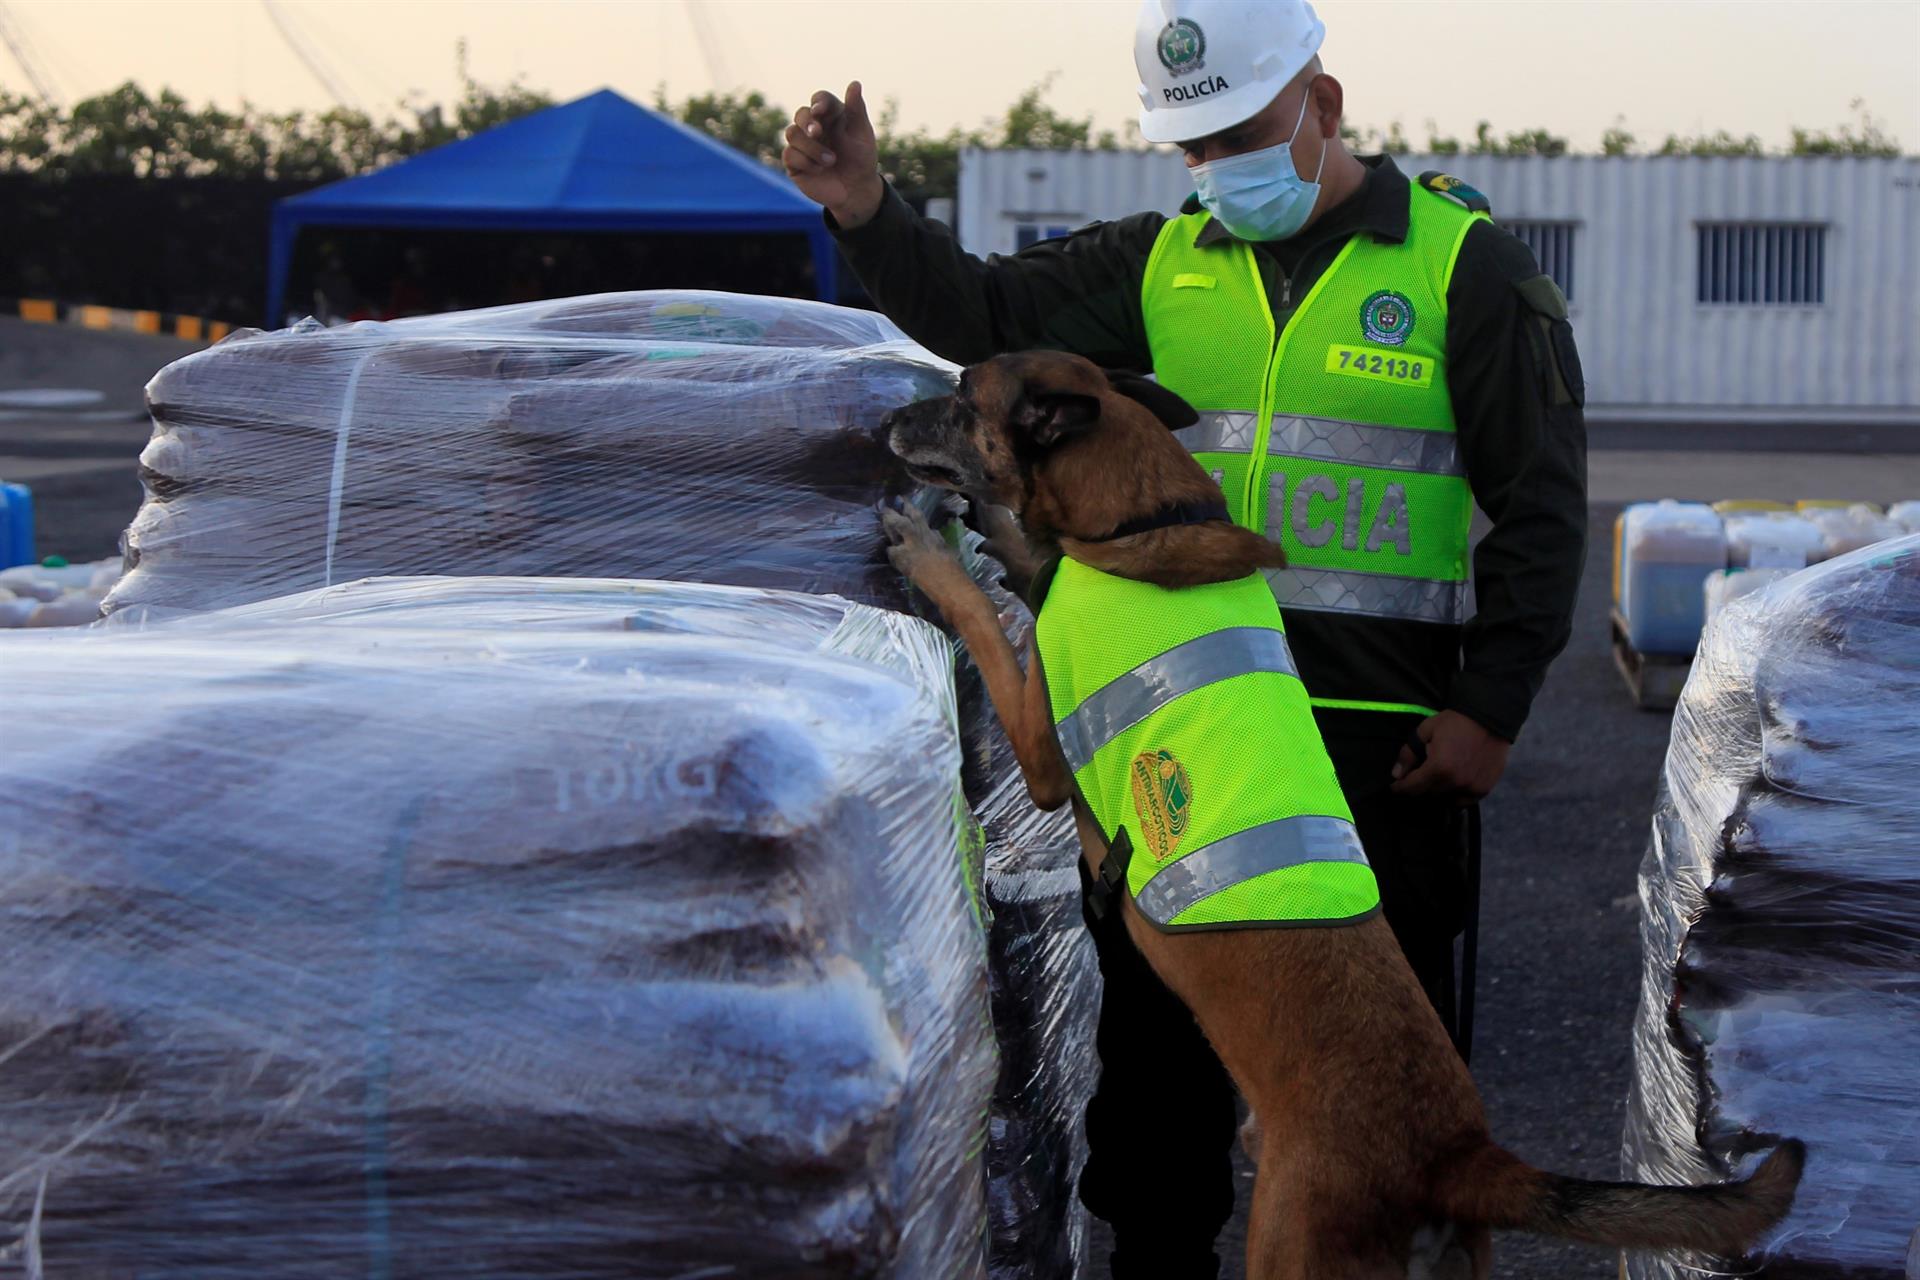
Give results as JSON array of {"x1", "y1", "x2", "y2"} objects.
[{"x1": 785, "y1": 1, "x2": 1586, "y2": 1273}]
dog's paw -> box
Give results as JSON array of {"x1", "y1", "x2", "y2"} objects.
[{"x1": 880, "y1": 503, "x2": 947, "y2": 571}]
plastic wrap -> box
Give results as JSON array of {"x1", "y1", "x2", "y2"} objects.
[
  {"x1": 95, "y1": 290, "x2": 1101, "y2": 1275},
  {"x1": 106, "y1": 291, "x2": 955, "y2": 621},
  {"x1": 1703, "y1": 567, "x2": 1794, "y2": 628},
  {"x1": 1624, "y1": 535, "x2": 1920, "y2": 1279},
  {"x1": 942, "y1": 528, "x2": 1100, "y2": 1280},
  {"x1": 0, "y1": 575, "x2": 996, "y2": 1278}
]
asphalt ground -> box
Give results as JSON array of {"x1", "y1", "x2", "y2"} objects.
[
  {"x1": 0, "y1": 317, "x2": 199, "y2": 563},
  {"x1": 5, "y1": 320, "x2": 1920, "y2": 1276}
]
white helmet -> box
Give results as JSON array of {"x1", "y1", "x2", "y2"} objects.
[{"x1": 1133, "y1": 0, "x2": 1326, "y2": 145}]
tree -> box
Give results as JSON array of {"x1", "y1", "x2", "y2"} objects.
[
  {"x1": 0, "y1": 44, "x2": 553, "y2": 181},
  {"x1": 998, "y1": 78, "x2": 1117, "y2": 149},
  {"x1": 0, "y1": 70, "x2": 1904, "y2": 182},
  {"x1": 392, "y1": 41, "x2": 553, "y2": 157},
  {"x1": 865, "y1": 78, "x2": 1128, "y2": 201},
  {"x1": 1467, "y1": 120, "x2": 1569, "y2": 157},
  {"x1": 1790, "y1": 100, "x2": 1899, "y2": 157},
  {"x1": 0, "y1": 90, "x2": 61, "y2": 173},
  {"x1": 660, "y1": 87, "x2": 790, "y2": 167},
  {"x1": 1657, "y1": 130, "x2": 1765, "y2": 157}
]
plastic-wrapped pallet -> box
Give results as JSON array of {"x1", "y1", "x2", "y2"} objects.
[
  {"x1": 0, "y1": 576, "x2": 995, "y2": 1279},
  {"x1": 1624, "y1": 534, "x2": 1920, "y2": 1279},
  {"x1": 943, "y1": 527, "x2": 1100, "y2": 1280},
  {"x1": 104, "y1": 290, "x2": 1099, "y2": 1276},
  {"x1": 105, "y1": 291, "x2": 955, "y2": 621}
]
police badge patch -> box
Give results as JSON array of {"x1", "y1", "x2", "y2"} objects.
[
  {"x1": 1360, "y1": 290, "x2": 1416, "y2": 347},
  {"x1": 1156, "y1": 18, "x2": 1206, "y2": 77}
]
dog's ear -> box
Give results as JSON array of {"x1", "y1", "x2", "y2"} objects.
[
  {"x1": 1013, "y1": 391, "x2": 1102, "y2": 448},
  {"x1": 1105, "y1": 371, "x2": 1199, "y2": 431}
]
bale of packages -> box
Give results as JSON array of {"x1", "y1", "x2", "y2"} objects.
[
  {"x1": 942, "y1": 533, "x2": 1100, "y2": 1280},
  {"x1": 106, "y1": 292, "x2": 955, "y2": 620},
  {"x1": 105, "y1": 290, "x2": 1102, "y2": 1276},
  {"x1": 1625, "y1": 534, "x2": 1920, "y2": 1279},
  {"x1": 0, "y1": 576, "x2": 995, "y2": 1278}
]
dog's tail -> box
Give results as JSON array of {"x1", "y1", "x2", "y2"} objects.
[{"x1": 1433, "y1": 1138, "x2": 1805, "y2": 1252}]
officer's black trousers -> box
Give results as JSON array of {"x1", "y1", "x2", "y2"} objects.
[{"x1": 1077, "y1": 714, "x2": 1470, "y2": 1278}]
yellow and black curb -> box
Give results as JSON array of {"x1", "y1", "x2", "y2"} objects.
[{"x1": 8, "y1": 298, "x2": 232, "y2": 344}]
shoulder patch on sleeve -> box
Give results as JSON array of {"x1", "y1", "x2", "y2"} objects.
[
  {"x1": 1417, "y1": 171, "x2": 1492, "y2": 215},
  {"x1": 1515, "y1": 272, "x2": 1568, "y2": 321}
]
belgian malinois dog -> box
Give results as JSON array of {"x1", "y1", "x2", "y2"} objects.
[{"x1": 878, "y1": 350, "x2": 1802, "y2": 1279}]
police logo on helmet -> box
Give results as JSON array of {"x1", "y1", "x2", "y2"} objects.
[{"x1": 1156, "y1": 18, "x2": 1207, "y2": 77}]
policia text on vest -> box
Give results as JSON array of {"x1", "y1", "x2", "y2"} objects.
[{"x1": 1143, "y1": 183, "x2": 1485, "y2": 633}]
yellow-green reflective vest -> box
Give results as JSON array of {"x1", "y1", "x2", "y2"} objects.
[
  {"x1": 1033, "y1": 556, "x2": 1380, "y2": 930},
  {"x1": 1140, "y1": 186, "x2": 1488, "y2": 630}
]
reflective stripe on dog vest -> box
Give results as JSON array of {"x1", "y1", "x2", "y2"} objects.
[
  {"x1": 1033, "y1": 556, "x2": 1379, "y2": 930},
  {"x1": 1141, "y1": 186, "x2": 1487, "y2": 628},
  {"x1": 1053, "y1": 627, "x2": 1298, "y2": 772}
]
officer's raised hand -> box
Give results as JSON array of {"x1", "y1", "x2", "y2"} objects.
[{"x1": 783, "y1": 81, "x2": 885, "y2": 230}]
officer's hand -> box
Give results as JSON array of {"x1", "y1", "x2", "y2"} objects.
[
  {"x1": 1389, "y1": 710, "x2": 1510, "y2": 803},
  {"x1": 783, "y1": 81, "x2": 885, "y2": 229}
]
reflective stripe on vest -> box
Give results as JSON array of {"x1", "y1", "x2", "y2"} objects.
[
  {"x1": 1176, "y1": 411, "x2": 1464, "y2": 477},
  {"x1": 1262, "y1": 566, "x2": 1466, "y2": 625},
  {"x1": 1134, "y1": 814, "x2": 1368, "y2": 923},
  {"x1": 1141, "y1": 186, "x2": 1486, "y2": 627},
  {"x1": 1054, "y1": 626, "x2": 1299, "y2": 773},
  {"x1": 1033, "y1": 557, "x2": 1378, "y2": 930}
]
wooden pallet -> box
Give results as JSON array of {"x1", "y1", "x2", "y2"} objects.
[{"x1": 1611, "y1": 609, "x2": 1693, "y2": 711}]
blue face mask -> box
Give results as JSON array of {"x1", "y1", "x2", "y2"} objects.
[{"x1": 1190, "y1": 92, "x2": 1328, "y2": 243}]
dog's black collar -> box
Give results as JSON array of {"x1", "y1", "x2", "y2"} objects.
[{"x1": 1080, "y1": 500, "x2": 1231, "y2": 543}]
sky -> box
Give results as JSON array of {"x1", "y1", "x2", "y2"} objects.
[{"x1": 3, "y1": 0, "x2": 1916, "y2": 153}]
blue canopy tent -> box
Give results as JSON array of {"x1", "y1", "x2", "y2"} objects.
[{"x1": 266, "y1": 89, "x2": 836, "y2": 325}]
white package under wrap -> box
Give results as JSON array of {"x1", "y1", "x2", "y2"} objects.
[
  {"x1": 1624, "y1": 535, "x2": 1920, "y2": 1280},
  {"x1": 0, "y1": 576, "x2": 997, "y2": 1278},
  {"x1": 107, "y1": 292, "x2": 957, "y2": 620}
]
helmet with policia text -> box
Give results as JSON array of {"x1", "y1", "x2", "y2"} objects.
[{"x1": 1133, "y1": 0, "x2": 1326, "y2": 144}]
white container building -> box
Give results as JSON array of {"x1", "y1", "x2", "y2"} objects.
[{"x1": 957, "y1": 149, "x2": 1920, "y2": 426}]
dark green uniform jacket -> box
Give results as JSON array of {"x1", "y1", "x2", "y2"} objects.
[{"x1": 831, "y1": 155, "x2": 1587, "y2": 743}]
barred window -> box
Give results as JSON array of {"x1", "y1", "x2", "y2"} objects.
[
  {"x1": 1696, "y1": 223, "x2": 1826, "y2": 305},
  {"x1": 1014, "y1": 222, "x2": 1074, "y2": 251},
  {"x1": 1506, "y1": 220, "x2": 1578, "y2": 301}
]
